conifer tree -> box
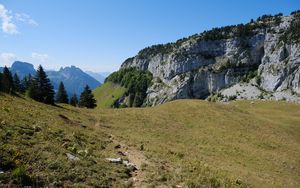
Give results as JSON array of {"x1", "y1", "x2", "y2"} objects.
[
  {"x1": 56, "y1": 81, "x2": 69, "y2": 103},
  {"x1": 1, "y1": 66, "x2": 14, "y2": 94},
  {"x1": 69, "y1": 93, "x2": 79, "y2": 107},
  {"x1": 0, "y1": 72, "x2": 2, "y2": 92},
  {"x1": 79, "y1": 85, "x2": 96, "y2": 108},
  {"x1": 22, "y1": 74, "x2": 33, "y2": 91},
  {"x1": 13, "y1": 73, "x2": 21, "y2": 92},
  {"x1": 28, "y1": 65, "x2": 55, "y2": 104}
]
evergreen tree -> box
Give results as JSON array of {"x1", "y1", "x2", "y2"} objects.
[
  {"x1": 79, "y1": 85, "x2": 96, "y2": 108},
  {"x1": 13, "y1": 73, "x2": 21, "y2": 92},
  {"x1": 29, "y1": 65, "x2": 55, "y2": 104},
  {"x1": 22, "y1": 74, "x2": 33, "y2": 91},
  {"x1": 1, "y1": 66, "x2": 14, "y2": 94},
  {"x1": 56, "y1": 81, "x2": 69, "y2": 103},
  {"x1": 0, "y1": 72, "x2": 2, "y2": 92},
  {"x1": 69, "y1": 93, "x2": 79, "y2": 107}
]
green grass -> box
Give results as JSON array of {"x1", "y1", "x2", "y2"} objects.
[
  {"x1": 93, "y1": 82, "x2": 127, "y2": 108},
  {"x1": 1, "y1": 93, "x2": 300, "y2": 187},
  {"x1": 0, "y1": 94, "x2": 130, "y2": 187},
  {"x1": 92, "y1": 100, "x2": 300, "y2": 187}
]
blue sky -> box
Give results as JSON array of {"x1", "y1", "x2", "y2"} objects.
[{"x1": 0, "y1": 0, "x2": 299, "y2": 72}]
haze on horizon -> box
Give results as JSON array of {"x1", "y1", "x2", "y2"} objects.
[{"x1": 0, "y1": 0, "x2": 298, "y2": 73}]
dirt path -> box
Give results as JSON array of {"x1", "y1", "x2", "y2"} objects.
[{"x1": 109, "y1": 135, "x2": 149, "y2": 188}]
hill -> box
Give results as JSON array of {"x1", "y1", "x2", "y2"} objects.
[
  {"x1": 0, "y1": 94, "x2": 131, "y2": 187},
  {"x1": 93, "y1": 81, "x2": 127, "y2": 108},
  {"x1": 1, "y1": 93, "x2": 299, "y2": 187},
  {"x1": 106, "y1": 11, "x2": 300, "y2": 106}
]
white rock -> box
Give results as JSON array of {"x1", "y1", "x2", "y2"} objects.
[{"x1": 66, "y1": 153, "x2": 80, "y2": 161}]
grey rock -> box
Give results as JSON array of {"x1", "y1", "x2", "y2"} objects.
[
  {"x1": 106, "y1": 157, "x2": 122, "y2": 164},
  {"x1": 120, "y1": 13, "x2": 300, "y2": 105},
  {"x1": 66, "y1": 153, "x2": 80, "y2": 161}
]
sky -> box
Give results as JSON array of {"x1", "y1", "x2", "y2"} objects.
[{"x1": 0, "y1": 0, "x2": 299, "y2": 72}]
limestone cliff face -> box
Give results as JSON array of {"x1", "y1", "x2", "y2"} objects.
[{"x1": 120, "y1": 12, "x2": 300, "y2": 105}]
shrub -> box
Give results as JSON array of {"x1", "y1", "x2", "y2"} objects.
[{"x1": 279, "y1": 21, "x2": 300, "y2": 44}]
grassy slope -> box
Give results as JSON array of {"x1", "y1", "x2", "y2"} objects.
[
  {"x1": 1, "y1": 93, "x2": 299, "y2": 187},
  {"x1": 93, "y1": 82, "x2": 127, "y2": 108},
  {"x1": 0, "y1": 94, "x2": 130, "y2": 187},
  {"x1": 93, "y1": 100, "x2": 300, "y2": 187}
]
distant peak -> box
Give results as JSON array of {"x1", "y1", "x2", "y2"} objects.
[{"x1": 12, "y1": 61, "x2": 33, "y2": 66}]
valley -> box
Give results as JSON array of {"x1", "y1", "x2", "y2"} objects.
[{"x1": 0, "y1": 3, "x2": 299, "y2": 187}]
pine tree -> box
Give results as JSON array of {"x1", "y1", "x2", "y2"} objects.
[
  {"x1": 1, "y1": 66, "x2": 14, "y2": 94},
  {"x1": 28, "y1": 65, "x2": 55, "y2": 104},
  {"x1": 13, "y1": 73, "x2": 21, "y2": 92},
  {"x1": 0, "y1": 72, "x2": 2, "y2": 92},
  {"x1": 79, "y1": 85, "x2": 96, "y2": 108},
  {"x1": 22, "y1": 74, "x2": 33, "y2": 91},
  {"x1": 56, "y1": 81, "x2": 69, "y2": 103},
  {"x1": 69, "y1": 93, "x2": 79, "y2": 107}
]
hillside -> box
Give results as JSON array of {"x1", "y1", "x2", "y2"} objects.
[
  {"x1": 0, "y1": 94, "x2": 130, "y2": 187},
  {"x1": 114, "y1": 11, "x2": 300, "y2": 106},
  {"x1": 93, "y1": 100, "x2": 300, "y2": 187},
  {"x1": 1, "y1": 94, "x2": 299, "y2": 187},
  {"x1": 93, "y1": 82, "x2": 127, "y2": 108}
]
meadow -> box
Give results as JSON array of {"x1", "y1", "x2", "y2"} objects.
[{"x1": 0, "y1": 94, "x2": 299, "y2": 187}]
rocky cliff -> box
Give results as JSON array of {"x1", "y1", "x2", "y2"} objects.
[{"x1": 120, "y1": 11, "x2": 300, "y2": 105}]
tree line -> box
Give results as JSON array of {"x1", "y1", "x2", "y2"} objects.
[
  {"x1": 105, "y1": 68, "x2": 152, "y2": 107},
  {"x1": 0, "y1": 65, "x2": 96, "y2": 108}
]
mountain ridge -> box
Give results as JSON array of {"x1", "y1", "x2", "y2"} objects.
[
  {"x1": 0, "y1": 62, "x2": 101, "y2": 96},
  {"x1": 116, "y1": 11, "x2": 300, "y2": 105}
]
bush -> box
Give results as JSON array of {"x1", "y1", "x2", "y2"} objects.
[{"x1": 228, "y1": 95, "x2": 237, "y2": 101}]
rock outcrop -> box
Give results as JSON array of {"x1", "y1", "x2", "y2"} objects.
[{"x1": 120, "y1": 12, "x2": 300, "y2": 105}]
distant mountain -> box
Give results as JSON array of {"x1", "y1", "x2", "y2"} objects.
[
  {"x1": 0, "y1": 61, "x2": 36, "y2": 79},
  {"x1": 47, "y1": 66, "x2": 101, "y2": 96},
  {"x1": 11, "y1": 61, "x2": 36, "y2": 79},
  {"x1": 85, "y1": 71, "x2": 110, "y2": 83},
  {"x1": 1, "y1": 61, "x2": 101, "y2": 96}
]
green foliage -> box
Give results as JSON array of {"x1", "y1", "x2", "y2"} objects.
[
  {"x1": 207, "y1": 92, "x2": 224, "y2": 102},
  {"x1": 0, "y1": 66, "x2": 14, "y2": 94},
  {"x1": 28, "y1": 65, "x2": 55, "y2": 105},
  {"x1": 56, "y1": 81, "x2": 69, "y2": 103},
  {"x1": 105, "y1": 68, "x2": 153, "y2": 107},
  {"x1": 241, "y1": 70, "x2": 258, "y2": 83},
  {"x1": 13, "y1": 73, "x2": 21, "y2": 92},
  {"x1": 200, "y1": 22, "x2": 263, "y2": 41},
  {"x1": 279, "y1": 21, "x2": 300, "y2": 44},
  {"x1": 21, "y1": 74, "x2": 33, "y2": 92},
  {"x1": 69, "y1": 93, "x2": 79, "y2": 107},
  {"x1": 93, "y1": 82, "x2": 127, "y2": 108},
  {"x1": 137, "y1": 43, "x2": 174, "y2": 58},
  {"x1": 79, "y1": 85, "x2": 97, "y2": 108},
  {"x1": 12, "y1": 166, "x2": 32, "y2": 186},
  {"x1": 0, "y1": 72, "x2": 2, "y2": 91}
]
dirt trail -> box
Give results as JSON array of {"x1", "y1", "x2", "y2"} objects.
[{"x1": 109, "y1": 135, "x2": 149, "y2": 188}]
